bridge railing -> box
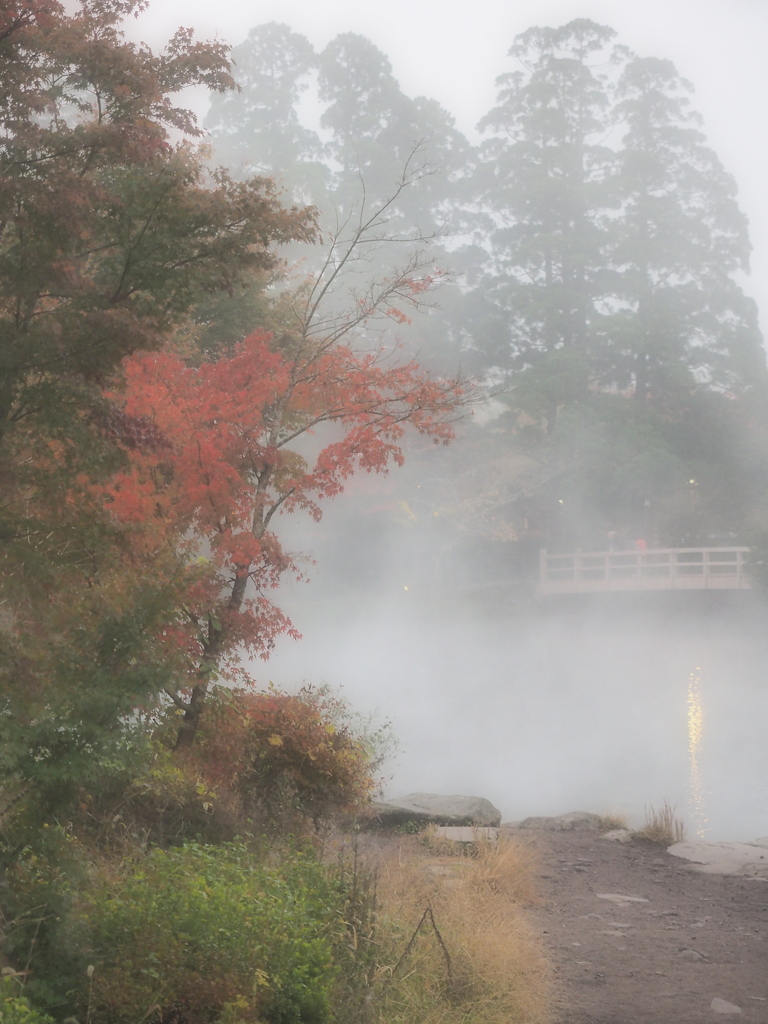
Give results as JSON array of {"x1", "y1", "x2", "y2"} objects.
[{"x1": 537, "y1": 546, "x2": 751, "y2": 596}]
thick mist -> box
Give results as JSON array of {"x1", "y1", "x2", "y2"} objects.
[
  {"x1": 258, "y1": 531, "x2": 768, "y2": 842},
  {"x1": 132, "y1": 0, "x2": 768, "y2": 844}
]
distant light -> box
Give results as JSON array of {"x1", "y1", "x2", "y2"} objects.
[
  {"x1": 403, "y1": 585, "x2": 409, "y2": 591},
  {"x1": 689, "y1": 479, "x2": 697, "y2": 485},
  {"x1": 558, "y1": 499, "x2": 564, "y2": 505}
]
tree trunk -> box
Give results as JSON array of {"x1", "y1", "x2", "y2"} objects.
[
  {"x1": 172, "y1": 571, "x2": 250, "y2": 750},
  {"x1": 173, "y1": 681, "x2": 209, "y2": 750}
]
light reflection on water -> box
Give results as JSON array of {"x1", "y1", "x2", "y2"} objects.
[
  {"x1": 260, "y1": 590, "x2": 768, "y2": 842},
  {"x1": 687, "y1": 667, "x2": 709, "y2": 838}
]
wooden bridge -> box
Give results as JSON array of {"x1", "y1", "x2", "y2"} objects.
[{"x1": 537, "y1": 546, "x2": 752, "y2": 598}]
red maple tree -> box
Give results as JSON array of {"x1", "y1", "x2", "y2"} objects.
[{"x1": 102, "y1": 318, "x2": 466, "y2": 745}]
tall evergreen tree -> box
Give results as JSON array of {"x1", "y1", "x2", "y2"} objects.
[
  {"x1": 475, "y1": 20, "x2": 623, "y2": 395},
  {"x1": 468, "y1": 21, "x2": 767, "y2": 545},
  {"x1": 205, "y1": 23, "x2": 327, "y2": 203},
  {"x1": 318, "y1": 33, "x2": 413, "y2": 215},
  {"x1": 317, "y1": 34, "x2": 472, "y2": 238},
  {"x1": 606, "y1": 56, "x2": 765, "y2": 404}
]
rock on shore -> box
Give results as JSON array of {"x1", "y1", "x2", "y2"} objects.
[{"x1": 365, "y1": 792, "x2": 502, "y2": 828}]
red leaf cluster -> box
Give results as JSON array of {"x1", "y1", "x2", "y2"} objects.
[{"x1": 99, "y1": 328, "x2": 464, "y2": 673}]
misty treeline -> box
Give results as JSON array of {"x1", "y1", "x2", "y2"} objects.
[{"x1": 206, "y1": 19, "x2": 768, "y2": 584}]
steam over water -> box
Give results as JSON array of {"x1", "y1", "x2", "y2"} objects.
[{"x1": 260, "y1": 581, "x2": 768, "y2": 841}]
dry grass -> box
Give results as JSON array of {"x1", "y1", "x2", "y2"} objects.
[
  {"x1": 462, "y1": 833, "x2": 541, "y2": 905},
  {"x1": 420, "y1": 826, "x2": 496, "y2": 857},
  {"x1": 417, "y1": 828, "x2": 541, "y2": 904},
  {"x1": 366, "y1": 834, "x2": 555, "y2": 1024},
  {"x1": 633, "y1": 801, "x2": 686, "y2": 845},
  {"x1": 598, "y1": 812, "x2": 629, "y2": 831}
]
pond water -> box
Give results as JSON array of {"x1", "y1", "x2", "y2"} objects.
[{"x1": 259, "y1": 587, "x2": 768, "y2": 842}]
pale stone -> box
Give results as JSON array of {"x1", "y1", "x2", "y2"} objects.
[
  {"x1": 710, "y1": 998, "x2": 742, "y2": 1014},
  {"x1": 595, "y1": 893, "x2": 649, "y2": 904},
  {"x1": 601, "y1": 829, "x2": 633, "y2": 843},
  {"x1": 669, "y1": 840, "x2": 768, "y2": 878}
]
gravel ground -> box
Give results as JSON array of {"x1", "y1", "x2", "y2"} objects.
[{"x1": 515, "y1": 823, "x2": 768, "y2": 1024}]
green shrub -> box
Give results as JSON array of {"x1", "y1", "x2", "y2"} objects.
[
  {"x1": 80, "y1": 842, "x2": 341, "y2": 1024},
  {"x1": 0, "y1": 977, "x2": 55, "y2": 1024},
  {"x1": 0, "y1": 826, "x2": 90, "y2": 1012},
  {"x1": 84, "y1": 741, "x2": 240, "y2": 849},
  {"x1": 5, "y1": 841, "x2": 344, "y2": 1024}
]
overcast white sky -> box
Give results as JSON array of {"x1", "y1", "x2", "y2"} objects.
[{"x1": 130, "y1": 0, "x2": 768, "y2": 334}]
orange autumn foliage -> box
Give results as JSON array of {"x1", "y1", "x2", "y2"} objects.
[
  {"x1": 94, "y1": 326, "x2": 465, "y2": 744},
  {"x1": 182, "y1": 686, "x2": 378, "y2": 826}
]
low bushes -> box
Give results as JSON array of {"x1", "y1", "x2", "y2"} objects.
[
  {"x1": 52, "y1": 684, "x2": 390, "y2": 849},
  {"x1": 0, "y1": 686, "x2": 554, "y2": 1024},
  {"x1": 3, "y1": 831, "x2": 554, "y2": 1024},
  {"x1": 172, "y1": 685, "x2": 389, "y2": 834},
  {"x1": 81, "y1": 842, "x2": 340, "y2": 1024},
  {"x1": 7, "y1": 840, "x2": 343, "y2": 1024}
]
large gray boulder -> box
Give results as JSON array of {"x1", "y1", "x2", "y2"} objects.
[
  {"x1": 514, "y1": 811, "x2": 605, "y2": 831},
  {"x1": 365, "y1": 792, "x2": 502, "y2": 828}
]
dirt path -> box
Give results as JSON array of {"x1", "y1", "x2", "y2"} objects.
[{"x1": 517, "y1": 824, "x2": 768, "y2": 1023}]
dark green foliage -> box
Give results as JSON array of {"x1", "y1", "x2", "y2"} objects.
[
  {"x1": 0, "y1": 0, "x2": 316, "y2": 663},
  {"x1": 0, "y1": 571, "x2": 190, "y2": 822},
  {"x1": 0, "y1": 826, "x2": 90, "y2": 1011},
  {"x1": 463, "y1": 19, "x2": 768, "y2": 549},
  {"x1": 473, "y1": 19, "x2": 764, "y2": 398},
  {"x1": 0, "y1": 2, "x2": 313, "y2": 451},
  {"x1": 82, "y1": 843, "x2": 340, "y2": 1024}
]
